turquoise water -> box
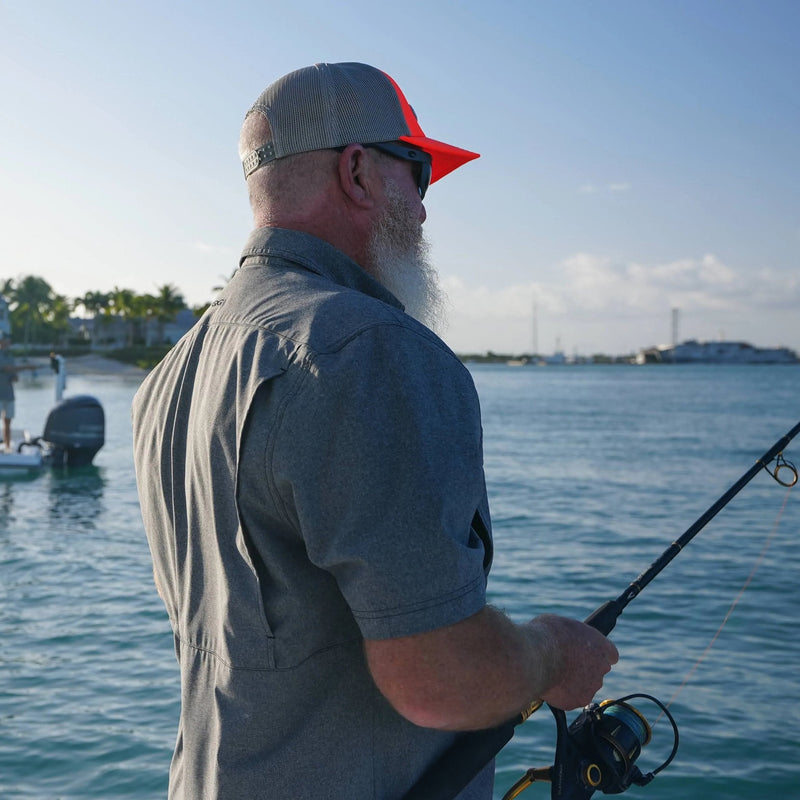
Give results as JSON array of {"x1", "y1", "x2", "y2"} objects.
[{"x1": 1, "y1": 364, "x2": 798, "y2": 799}]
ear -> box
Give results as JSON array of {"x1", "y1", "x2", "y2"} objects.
[{"x1": 337, "y1": 144, "x2": 380, "y2": 209}]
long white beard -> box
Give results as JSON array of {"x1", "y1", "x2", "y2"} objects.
[{"x1": 367, "y1": 181, "x2": 449, "y2": 335}]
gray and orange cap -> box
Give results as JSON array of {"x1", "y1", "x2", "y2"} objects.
[{"x1": 242, "y1": 62, "x2": 479, "y2": 184}]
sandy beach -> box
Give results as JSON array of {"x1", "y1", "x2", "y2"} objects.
[
  {"x1": 16, "y1": 353, "x2": 149, "y2": 378},
  {"x1": 63, "y1": 354, "x2": 150, "y2": 377}
]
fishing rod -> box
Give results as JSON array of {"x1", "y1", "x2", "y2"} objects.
[{"x1": 402, "y1": 420, "x2": 800, "y2": 800}]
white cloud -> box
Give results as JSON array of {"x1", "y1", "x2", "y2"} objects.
[
  {"x1": 564, "y1": 253, "x2": 744, "y2": 311},
  {"x1": 192, "y1": 241, "x2": 235, "y2": 256},
  {"x1": 440, "y1": 253, "x2": 800, "y2": 356},
  {"x1": 577, "y1": 182, "x2": 632, "y2": 195}
]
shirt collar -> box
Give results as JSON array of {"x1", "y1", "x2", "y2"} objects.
[{"x1": 239, "y1": 226, "x2": 404, "y2": 311}]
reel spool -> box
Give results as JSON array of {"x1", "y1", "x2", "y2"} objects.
[
  {"x1": 575, "y1": 699, "x2": 654, "y2": 793},
  {"x1": 503, "y1": 694, "x2": 678, "y2": 800},
  {"x1": 552, "y1": 693, "x2": 678, "y2": 799}
]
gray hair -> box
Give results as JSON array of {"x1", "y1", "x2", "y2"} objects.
[{"x1": 239, "y1": 111, "x2": 338, "y2": 223}]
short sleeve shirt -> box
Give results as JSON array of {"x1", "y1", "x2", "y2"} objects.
[{"x1": 132, "y1": 227, "x2": 494, "y2": 799}]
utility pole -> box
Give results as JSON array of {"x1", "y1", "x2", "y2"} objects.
[
  {"x1": 671, "y1": 308, "x2": 679, "y2": 363},
  {"x1": 671, "y1": 307, "x2": 679, "y2": 347}
]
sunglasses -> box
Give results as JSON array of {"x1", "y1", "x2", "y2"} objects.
[{"x1": 364, "y1": 142, "x2": 432, "y2": 200}]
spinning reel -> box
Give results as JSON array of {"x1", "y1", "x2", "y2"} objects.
[{"x1": 503, "y1": 694, "x2": 679, "y2": 799}]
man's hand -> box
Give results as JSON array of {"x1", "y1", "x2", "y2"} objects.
[{"x1": 525, "y1": 614, "x2": 619, "y2": 710}]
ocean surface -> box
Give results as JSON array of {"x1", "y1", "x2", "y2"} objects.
[{"x1": 1, "y1": 362, "x2": 798, "y2": 800}]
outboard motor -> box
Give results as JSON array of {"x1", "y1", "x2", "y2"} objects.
[{"x1": 42, "y1": 394, "x2": 105, "y2": 467}]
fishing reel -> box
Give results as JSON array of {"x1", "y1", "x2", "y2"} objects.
[{"x1": 503, "y1": 694, "x2": 679, "y2": 800}]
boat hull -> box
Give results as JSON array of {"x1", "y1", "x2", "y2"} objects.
[{"x1": 0, "y1": 450, "x2": 44, "y2": 478}]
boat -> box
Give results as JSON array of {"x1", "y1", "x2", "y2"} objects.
[
  {"x1": 0, "y1": 354, "x2": 105, "y2": 478},
  {"x1": 0, "y1": 448, "x2": 44, "y2": 478},
  {"x1": 636, "y1": 340, "x2": 799, "y2": 364}
]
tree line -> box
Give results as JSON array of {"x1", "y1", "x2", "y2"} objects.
[{"x1": 1, "y1": 275, "x2": 205, "y2": 348}]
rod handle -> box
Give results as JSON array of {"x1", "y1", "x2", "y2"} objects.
[
  {"x1": 400, "y1": 724, "x2": 515, "y2": 800},
  {"x1": 584, "y1": 599, "x2": 624, "y2": 635}
]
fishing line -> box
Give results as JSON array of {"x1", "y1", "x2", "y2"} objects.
[
  {"x1": 654, "y1": 485, "x2": 794, "y2": 725},
  {"x1": 402, "y1": 422, "x2": 800, "y2": 800}
]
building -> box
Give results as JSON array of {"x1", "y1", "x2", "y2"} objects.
[{"x1": 0, "y1": 296, "x2": 10, "y2": 338}]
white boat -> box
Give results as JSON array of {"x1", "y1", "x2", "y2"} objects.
[
  {"x1": 0, "y1": 355, "x2": 105, "y2": 478},
  {"x1": 0, "y1": 448, "x2": 44, "y2": 478},
  {"x1": 636, "y1": 340, "x2": 799, "y2": 364}
]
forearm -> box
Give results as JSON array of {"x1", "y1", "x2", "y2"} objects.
[
  {"x1": 365, "y1": 605, "x2": 618, "y2": 732},
  {"x1": 365, "y1": 606, "x2": 560, "y2": 731}
]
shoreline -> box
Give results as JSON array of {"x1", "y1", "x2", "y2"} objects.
[{"x1": 16, "y1": 354, "x2": 149, "y2": 378}]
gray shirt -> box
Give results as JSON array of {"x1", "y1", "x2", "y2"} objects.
[{"x1": 132, "y1": 227, "x2": 494, "y2": 799}]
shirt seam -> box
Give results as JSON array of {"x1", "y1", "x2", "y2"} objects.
[
  {"x1": 349, "y1": 573, "x2": 486, "y2": 621},
  {"x1": 176, "y1": 630, "x2": 364, "y2": 672},
  {"x1": 210, "y1": 308, "x2": 458, "y2": 366}
]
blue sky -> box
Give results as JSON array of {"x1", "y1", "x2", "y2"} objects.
[{"x1": 1, "y1": 0, "x2": 798, "y2": 356}]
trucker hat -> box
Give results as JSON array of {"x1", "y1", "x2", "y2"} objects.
[{"x1": 242, "y1": 62, "x2": 479, "y2": 185}]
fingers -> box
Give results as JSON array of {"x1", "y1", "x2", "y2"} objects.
[
  {"x1": 534, "y1": 615, "x2": 619, "y2": 711},
  {"x1": 592, "y1": 628, "x2": 620, "y2": 665}
]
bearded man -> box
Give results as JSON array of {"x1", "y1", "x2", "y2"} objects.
[{"x1": 132, "y1": 62, "x2": 617, "y2": 800}]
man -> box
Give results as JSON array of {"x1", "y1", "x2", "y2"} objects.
[
  {"x1": 1, "y1": 334, "x2": 25, "y2": 453},
  {"x1": 132, "y1": 62, "x2": 617, "y2": 800}
]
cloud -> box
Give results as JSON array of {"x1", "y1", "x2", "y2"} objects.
[
  {"x1": 192, "y1": 241, "x2": 235, "y2": 256},
  {"x1": 578, "y1": 182, "x2": 632, "y2": 195},
  {"x1": 558, "y1": 253, "x2": 781, "y2": 313},
  {"x1": 440, "y1": 253, "x2": 800, "y2": 355}
]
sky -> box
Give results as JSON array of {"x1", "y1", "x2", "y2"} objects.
[{"x1": 1, "y1": 0, "x2": 798, "y2": 356}]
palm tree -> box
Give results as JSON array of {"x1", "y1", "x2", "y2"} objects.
[
  {"x1": 48, "y1": 293, "x2": 73, "y2": 346},
  {"x1": 76, "y1": 290, "x2": 111, "y2": 317},
  {"x1": 7, "y1": 275, "x2": 54, "y2": 348},
  {"x1": 152, "y1": 284, "x2": 185, "y2": 344},
  {"x1": 75, "y1": 290, "x2": 111, "y2": 347},
  {"x1": 108, "y1": 286, "x2": 138, "y2": 347},
  {"x1": 134, "y1": 293, "x2": 157, "y2": 345}
]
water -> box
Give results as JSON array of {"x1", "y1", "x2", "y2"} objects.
[
  {"x1": 475, "y1": 364, "x2": 800, "y2": 800},
  {"x1": 1, "y1": 372, "x2": 176, "y2": 799},
  {"x1": 1, "y1": 364, "x2": 798, "y2": 799}
]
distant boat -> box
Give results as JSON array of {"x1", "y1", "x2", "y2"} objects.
[
  {"x1": 541, "y1": 351, "x2": 567, "y2": 366},
  {"x1": 504, "y1": 353, "x2": 569, "y2": 367},
  {"x1": 636, "y1": 340, "x2": 798, "y2": 365},
  {"x1": 0, "y1": 355, "x2": 105, "y2": 479},
  {"x1": 0, "y1": 449, "x2": 44, "y2": 478}
]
